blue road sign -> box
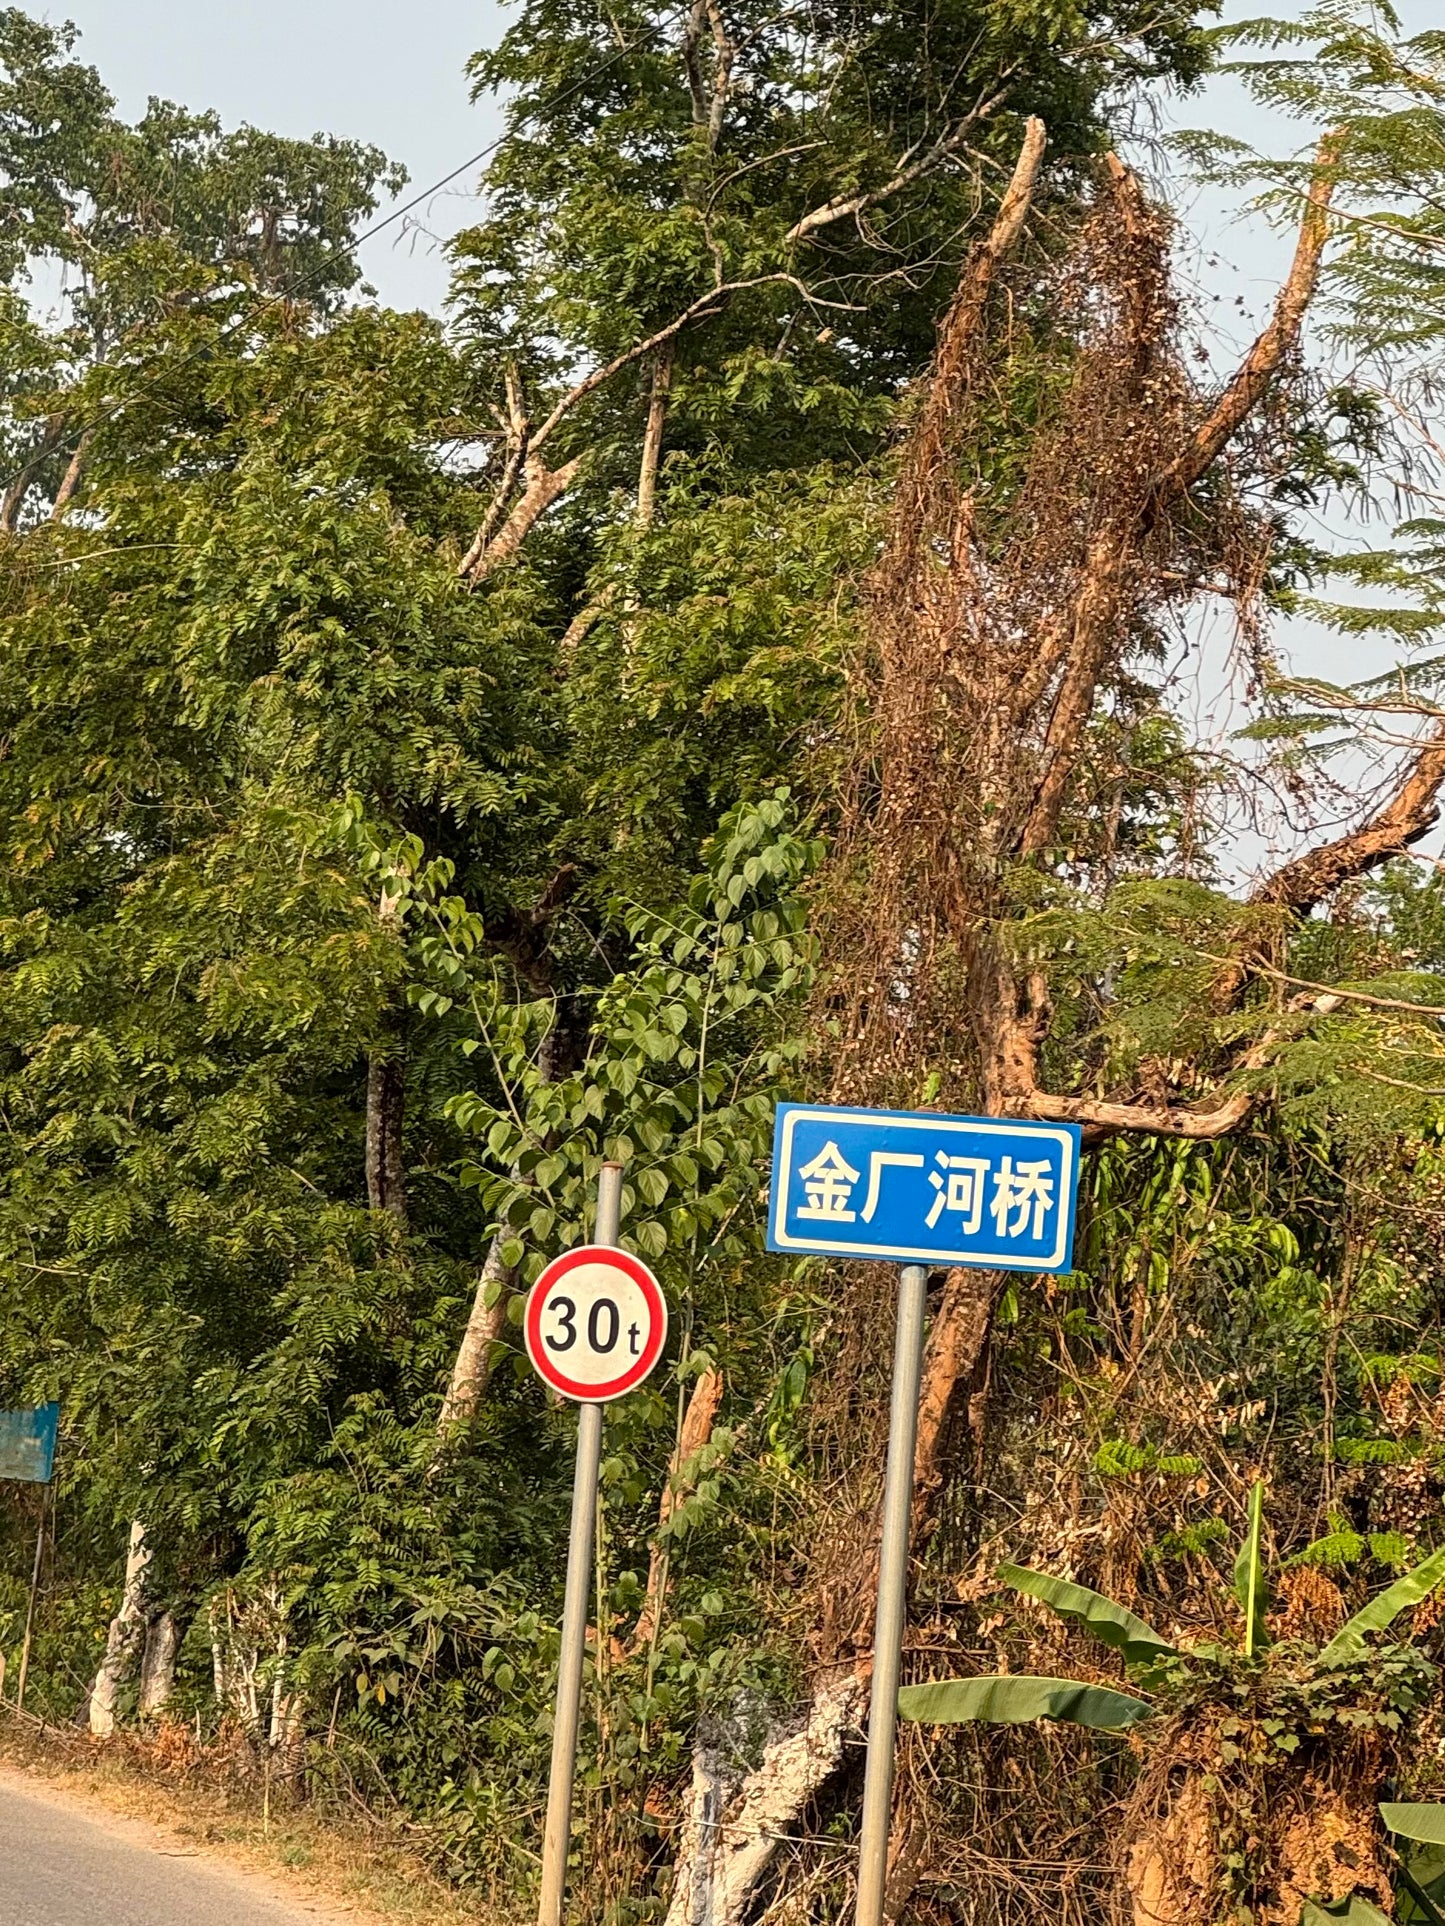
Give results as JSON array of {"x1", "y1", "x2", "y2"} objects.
[
  {"x1": 0, "y1": 1402, "x2": 58, "y2": 1483},
  {"x1": 767, "y1": 1105, "x2": 1081, "y2": 1272}
]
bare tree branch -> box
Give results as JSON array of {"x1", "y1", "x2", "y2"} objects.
[
  {"x1": 50, "y1": 428, "x2": 94, "y2": 521},
  {"x1": 1252, "y1": 719, "x2": 1445, "y2": 915},
  {"x1": 955, "y1": 113, "x2": 1046, "y2": 293},
  {"x1": 435, "y1": 1235, "x2": 516, "y2": 1435},
  {"x1": 783, "y1": 86, "x2": 1013, "y2": 247},
  {"x1": 1163, "y1": 132, "x2": 1345, "y2": 497},
  {"x1": 0, "y1": 414, "x2": 66, "y2": 534},
  {"x1": 558, "y1": 345, "x2": 677, "y2": 652},
  {"x1": 1018, "y1": 135, "x2": 1343, "y2": 857},
  {"x1": 681, "y1": 0, "x2": 710, "y2": 130},
  {"x1": 1026, "y1": 1084, "x2": 1258, "y2": 1140},
  {"x1": 527, "y1": 274, "x2": 825, "y2": 458},
  {"x1": 458, "y1": 368, "x2": 530, "y2": 578},
  {"x1": 637, "y1": 344, "x2": 675, "y2": 528},
  {"x1": 705, "y1": 142, "x2": 824, "y2": 217},
  {"x1": 461, "y1": 452, "x2": 585, "y2": 583},
  {"x1": 910, "y1": 1266, "x2": 998, "y2": 1541},
  {"x1": 704, "y1": 0, "x2": 735, "y2": 154},
  {"x1": 559, "y1": 599, "x2": 609, "y2": 659},
  {"x1": 630, "y1": 1366, "x2": 723, "y2": 1653},
  {"x1": 881, "y1": 114, "x2": 1047, "y2": 542},
  {"x1": 1209, "y1": 718, "x2": 1445, "y2": 1006}
]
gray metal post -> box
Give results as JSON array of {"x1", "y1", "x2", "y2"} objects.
[
  {"x1": 537, "y1": 1162, "x2": 624, "y2": 1926},
  {"x1": 15, "y1": 1495, "x2": 45, "y2": 1714},
  {"x1": 855, "y1": 1263, "x2": 929, "y2": 1926}
]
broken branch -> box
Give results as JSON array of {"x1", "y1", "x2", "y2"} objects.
[
  {"x1": 1211, "y1": 717, "x2": 1445, "y2": 1007},
  {"x1": 783, "y1": 87, "x2": 1014, "y2": 248},
  {"x1": 1253, "y1": 718, "x2": 1445, "y2": 916},
  {"x1": 460, "y1": 453, "x2": 584, "y2": 583},
  {"x1": 1164, "y1": 134, "x2": 1344, "y2": 497}
]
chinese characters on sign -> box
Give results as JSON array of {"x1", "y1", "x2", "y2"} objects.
[{"x1": 769, "y1": 1105, "x2": 1081, "y2": 1272}]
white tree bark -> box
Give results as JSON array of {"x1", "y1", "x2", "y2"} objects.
[
  {"x1": 207, "y1": 1587, "x2": 268, "y2": 1736},
  {"x1": 435, "y1": 1233, "x2": 516, "y2": 1436},
  {"x1": 138, "y1": 1611, "x2": 179, "y2": 1718},
  {"x1": 435, "y1": 1026, "x2": 560, "y2": 1446},
  {"x1": 664, "y1": 1676, "x2": 865, "y2": 1926},
  {"x1": 89, "y1": 1520, "x2": 151, "y2": 1737}
]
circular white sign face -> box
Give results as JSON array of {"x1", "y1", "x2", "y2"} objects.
[{"x1": 524, "y1": 1246, "x2": 669, "y2": 1403}]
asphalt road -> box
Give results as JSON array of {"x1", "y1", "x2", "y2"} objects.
[{"x1": 0, "y1": 1774, "x2": 340, "y2": 1925}]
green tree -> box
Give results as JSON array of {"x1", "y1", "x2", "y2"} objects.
[
  {"x1": 12, "y1": 4, "x2": 1445, "y2": 1924},
  {"x1": 0, "y1": 9, "x2": 404, "y2": 531}
]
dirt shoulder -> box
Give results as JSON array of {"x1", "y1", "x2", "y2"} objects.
[{"x1": 0, "y1": 1713, "x2": 496, "y2": 1926}]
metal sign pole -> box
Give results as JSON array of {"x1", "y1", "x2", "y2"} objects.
[
  {"x1": 765, "y1": 1102, "x2": 1080, "y2": 1926},
  {"x1": 16, "y1": 1480, "x2": 48, "y2": 1714},
  {"x1": 537, "y1": 1161, "x2": 623, "y2": 1926},
  {"x1": 855, "y1": 1263, "x2": 929, "y2": 1926}
]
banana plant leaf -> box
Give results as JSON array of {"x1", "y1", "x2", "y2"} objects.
[
  {"x1": 1382, "y1": 1806, "x2": 1445, "y2": 1846},
  {"x1": 1398, "y1": 1861, "x2": 1445, "y2": 1926},
  {"x1": 1379, "y1": 1810, "x2": 1445, "y2": 1924},
  {"x1": 997, "y1": 1564, "x2": 1176, "y2": 1665},
  {"x1": 897, "y1": 1675, "x2": 1153, "y2": 1731},
  {"x1": 1302, "y1": 1898, "x2": 1393, "y2": 1925},
  {"x1": 1234, "y1": 1479, "x2": 1269, "y2": 1658},
  {"x1": 1396, "y1": 1849, "x2": 1445, "y2": 1926},
  {"x1": 1320, "y1": 1547, "x2": 1445, "y2": 1666}
]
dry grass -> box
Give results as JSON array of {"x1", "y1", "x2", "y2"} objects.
[{"x1": 0, "y1": 1709, "x2": 504, "y2": 1926}]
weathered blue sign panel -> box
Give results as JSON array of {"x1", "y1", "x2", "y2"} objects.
[
  {"x1": 767, "y1": 1105, "x2": 1081, "y2": 1272},
  {"x1": 0, "y1": 1403, "x2": 59, "y2": 1483}
]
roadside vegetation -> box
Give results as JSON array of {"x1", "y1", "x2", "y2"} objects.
[{"x1": 4, "y1": 2, "x2": 1445, "y2": 1921}]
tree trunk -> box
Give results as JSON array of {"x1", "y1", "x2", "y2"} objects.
[
  {"x1": 632, "y1": 1366, "x2": 723, "y2": 1651},
  {"x1": 50, "y1": 429, "x2": 94, "y2": 521},
  {"x1": 435, "y1": 1023, "x2": 563, "y2": 1444},
  {"x1": 666, "y1": 1267, "x2": 998, "y2": 1921},
  {"x1": 1124, "y1": 1778, "x2": 1215, "y2": 1926},
  {"x1": 365, "y1": 1050, "x2": 407, "y2": 1223},
  {"x1": 636, "y1": 346, "x2": 674, "y2": 529},
  {"x1": 882, "y1": 1798, "x2": 930, "y2": 1926},
  {"x1": 138, "y1": 1611, "x2": 179, "y2": 1718},
  {"x1": 662, "y1": 1676, "x2": 866, "y2": 1926},
  {"x1": 89, "y1": 1520, "x2": 151, "y2": 1737},
  {"x1": 435, "y1": 1233, "x2": 516, "y2": 1435},
  {"x1": 0, "y1": 413, "x2": 65, "y2": 533},
  {"x1": 818, "y1": 1266, "x2": 1000, "y2": 1664},
  {"x1": 910, "y1": 1267, "x2": 999, "y2": 1540},
  {"x1": 208, "y1": 1591, "x2": 261, "y2": 1734}
]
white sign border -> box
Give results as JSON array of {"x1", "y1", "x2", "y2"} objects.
[
  {"x1": 769, "y1": 1108, "x2": 1078, "y2": 1271},
  {"x1": 524, "y1": 1245, "x2": 670, "y2": 1404}
]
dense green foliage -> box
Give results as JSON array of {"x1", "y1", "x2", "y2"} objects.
[{"x1": 4, "y1": 3, "x2": 1445, "y2": 1924}]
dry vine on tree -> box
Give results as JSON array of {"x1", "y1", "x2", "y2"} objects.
[{"x1": 664, "y1": 116, "x2": 1445, "y2": 1926}]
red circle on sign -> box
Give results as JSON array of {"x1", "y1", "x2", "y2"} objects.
[{"x1": 524, "y1": 1246, "x2": 669, "y2": 1403}]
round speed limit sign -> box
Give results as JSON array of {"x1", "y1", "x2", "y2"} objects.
[{"x1": 524, "y1": 1246, "x2": 669, "y2": 1403}]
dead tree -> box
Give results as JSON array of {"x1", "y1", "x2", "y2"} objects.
[{"x1": 661, "y1": 117, "x2": 1445, "y2": 1926}]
